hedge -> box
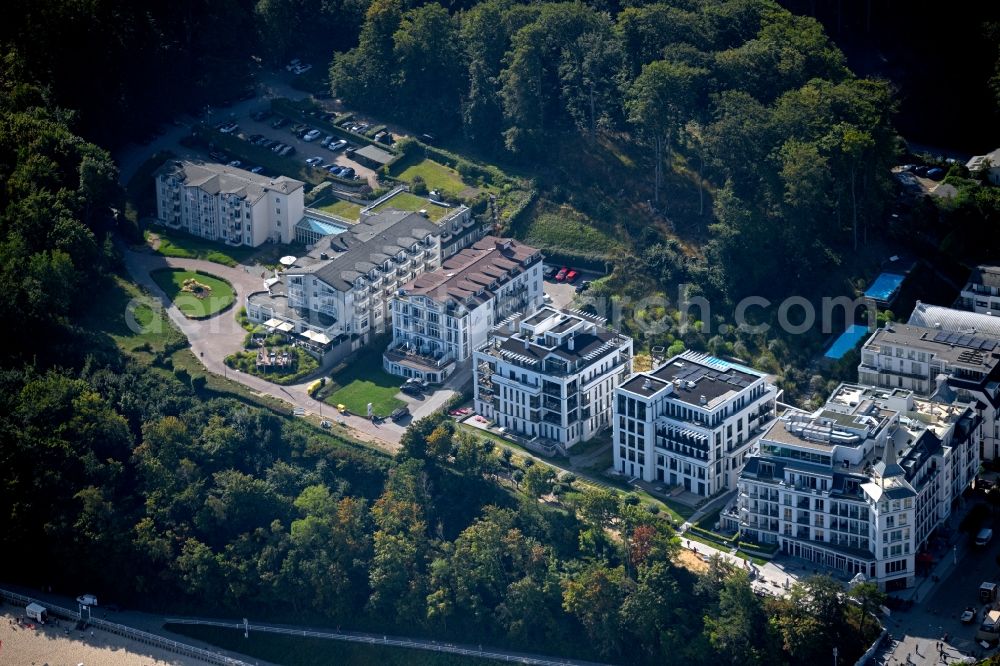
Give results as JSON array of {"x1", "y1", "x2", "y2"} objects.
[{"x1": 687, "y1": 525, "x2": 738, "y2": 548}]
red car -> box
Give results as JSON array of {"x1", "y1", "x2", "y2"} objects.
[
  {"x1": 565, "y1": 269, "x2": 579, "y2": 282},
  {"x1": 555, "y1": 267, "x2": 568, "y2": 281}
]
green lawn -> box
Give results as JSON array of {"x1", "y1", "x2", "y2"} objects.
[
  {"x1": 372, "y1": 192, "x2": 451, "y2": 221},
  {"x1": 145, "y1": 228, "x2": 260, "y2": 267},
  {"x1": 394, "y1": 158, "x2": 467, "y2": 196},
  {"x1": 150, "y1": 269, "x2": 235, "y2": 318},
  {"x1": 321, "y1": 347, "x2": 404, "y2": 418},
  {"x1": 80, "y1": 276, "x2": 187, "y2": 355},
  {"x1": 167, "y1": 623, "x2": 477, "y2": 666},
  {"x1": 318, "y1": 198, "x2": 362, "y2": 220}
]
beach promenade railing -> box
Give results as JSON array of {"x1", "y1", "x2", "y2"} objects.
[
  {"x1": 164, "y1": 618, "x2": 608, "y2": 666},
  {"x1": 0, "y1": 587, "x2": 251, "y2": 666}
]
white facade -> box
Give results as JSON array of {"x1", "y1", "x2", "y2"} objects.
[
  {"x1": 957, "y1": 266, "x2": 1000, "y2": 316},
  {"x1": 858, "y1": 320, "x2": 1000, "y2": 461},
  {"x1": 384, "y1": 237, "x2": 544, "y2": 383},
  {"x1": 612, "y1": 352, "x2": 778, "y2": 497},
  {"x1": 728, "y1": 384, "x2": 980, "y2": 591},
  {"x1": 155, "y1": 160, "x2": 302, "y2": 246},
  {"x1": 473, "y1": 308, "x2": 632, "y2": 454},
  {"x1": 966, "y1": 148, "x2": 1000, "y2": 186},
  {"x1": 246, "y1": 211, "x2": 442, "y2": 350}
]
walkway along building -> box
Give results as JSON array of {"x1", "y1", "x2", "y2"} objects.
[
  {"x1": 383, "y1": 237, "x2": 544, "y2": 383},
  {"x1": 725, "y1": 384, "x2": 980, "y2": 591},
  {"x1": 612, "y1": 352, "x2": 779, "y2": 496},
  {"x1": 473, "y1": 307, "x2": 633, "y2": 455},
  {"x1": 154, "y1": 160, "x2": 303, "y2": 246}
]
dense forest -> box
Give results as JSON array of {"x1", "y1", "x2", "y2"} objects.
[
  {"x1": 0, "y1": 34, "x2": 884, "y2": 663},
  {"x1": 0, "y1": 0, "x2": 996, "y2": 663}
]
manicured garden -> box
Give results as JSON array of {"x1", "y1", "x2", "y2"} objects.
[
  {"x1": 318, "y1": 346, "x2": 405, "y2": 418},
  {"x1": 150, "y1": 268, "x2": 235, "y2": 318},
  {"x1": 225, "y1": 340, "x2": 319, "y2": 385}
]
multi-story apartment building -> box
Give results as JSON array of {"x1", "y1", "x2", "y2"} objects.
[
  {"x1": 154, "y1": 160, "x2": 303, "y2": 246},
  {"x1": 383, "y1": 237, "x2": 544, "y2": 383},
  {"x1": 727, "y1": 384, "x2": 980, "y2": 591},
  {"x1": 612, "y1": 352, "x2": 778, "y2": 496},
  {"x1": 858, "y1": 316, "x2": 1000, "y2": 460},
  {"x1": 359, "y1": 192, "x2": 482, "y2": 259},
  {"x1": 473, "y1": 307, "x2": 633, "y2": 454},
  {"x1": 246, "y1": 210, "x2": 441, "y2": 361},
  {"x1": 957, "y1": 265, "x2": 1000, "y2": 316}
]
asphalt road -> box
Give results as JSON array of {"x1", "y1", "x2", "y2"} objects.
[{"x1": 121, "y1": 247, "x2": 462, "y2": 450}]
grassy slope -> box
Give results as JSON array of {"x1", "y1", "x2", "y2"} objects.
[
  {"x1": 150, "y1": 268, "x2": 235, "y2": 317},
  {"x1": 394, "y1": 157, "x2": 468, "y2": 197},
  {"x1": 80, "y1": 275, "x2": 187, "y2": 354}
]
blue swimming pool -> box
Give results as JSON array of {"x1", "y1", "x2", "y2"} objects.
[
  {"x1": 824, "y1": 324, "x2": 870, "y2": 360},
  {"x1": 864, "y1": 272, "x2": 905, "y2": 302}
]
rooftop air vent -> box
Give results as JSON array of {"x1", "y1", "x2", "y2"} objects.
[{"x1": 699, "y1": 395, "x2": 707, "y2": 405}]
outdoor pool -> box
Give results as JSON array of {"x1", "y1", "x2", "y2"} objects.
[
  {"x1": 864, "y1": 272, "x2": 905, "y2": 302},
  {"x1": 824, "y1": 324, "x2": 870, "y2": 360}
]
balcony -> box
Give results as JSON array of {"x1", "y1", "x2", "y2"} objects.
[{"x1": 384, "y1": 343, "x2": 456, "y2": 370}]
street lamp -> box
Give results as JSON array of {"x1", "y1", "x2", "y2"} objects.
[
  {"x1": 954, "y1": 545, "x2": 958, "y2": 565},
  {"x1": 833, "y1": 646, "x2": 838, "y2": 666}
]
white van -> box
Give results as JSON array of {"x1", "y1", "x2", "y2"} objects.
[{"x1": 977, "y1": 528, "x2": 994, "y2": 546}]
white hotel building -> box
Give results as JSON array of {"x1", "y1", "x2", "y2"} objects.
[
  {"x1": 858, "y1": 308, "x2": 1000, "y2": 460},
  {"x1": 473, "y1": 307, "x2": 633, "y2": 454},
  {"x1": 154, "y1": 160, "x2": 302, "y2": 246},
  {"x1": 246, "y1": 210, "x2": 441, "y2": 360},
  {"x1": 726, "y1": 384, "x2": 980, "y2": 590},
  {"x1": 383, "y1": 237, "x2": 544, "y2": 383},
  {"x1": 613, "y1": 352, "x2": 778, "y2": 496}
]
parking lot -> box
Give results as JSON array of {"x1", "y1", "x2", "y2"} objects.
[
  {"x1": 222, "y1": 109, "x2": 379, "y2": 187},
  {"x1": 542, "y1": 264, "x2": 602, "y2": 311}
]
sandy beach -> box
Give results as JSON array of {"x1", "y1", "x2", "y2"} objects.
[{"x1": 0, "y1": 609, "x2": 206, "y2": 666}]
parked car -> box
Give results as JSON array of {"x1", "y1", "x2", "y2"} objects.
[
  {"x1": 280, "y1": 145, "x2": 296, "y2": 156},
  {"x1": 926, "y1": 167, "x2": 945, "y2": 180},
  {"x1": 227, "y1": 160, "x2": 242, "y2": 168},
  {"x1": 219, "y1": 122, "x2": 239, "y2": 134},
  {"x1": 555, "y1": 267, "x2": 568, "y2": 281},
  {"x1": 543, "y1": 265, "x2": 559, "y2": 279},
  {"x1": 339, "y1": 167, "x2": 356, "y2": 179},
  {"x1": 305, "y1": 156, "x2": 323, "y2": 166},
  {"x1": 962, "y1": 607, "x2": 977, "y2": 624},
  {"x1": 330, "y1": 139, "x2": 348, "y2": 151},
  {"x1": 390, "y1": 406, "x2": 411, "y2": 422},
  {"x1": 575, "y1": 280, "x2": 591, "y2": 293},
  {"x1": 303, "y1": 129, "x2": 322, "y2": 142},
  {"x1": 250, "y1": 166, "x2": 264, "y2": 174},
  {"x1": 321, "y1": 135, "x2": 335, "y2": 147},
  {"x1": 401, "y1": 383, "x2": 422, "y2": 396},
  {"x1": 292, "y1": 63, "x2": 312, "y2": 75},
  {"x1": 271, "y1": 142, "x2": 286, "y2": 153},
  {"x1": 286, "y1": 58, "x2": 302, "y2": 71},
  {"x1": 329, "y1": 166, "x2": 346, "y2": 176},
  {"x1": 564, "y1": 269, "x2": 579, "y2": 283},
  {"x1": 271, "y1": 117, "x2": 289, "y2": 129}
]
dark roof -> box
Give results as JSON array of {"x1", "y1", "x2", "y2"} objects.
[
  {"x1": 620, "y1": 374, "x2": 671, "y2": 397},
  {"x1": 968, "y1": 265, "x2": 1000, "y2": 290},
  {"x1": 294, "y1": 210, "x2": 439, "y2": 291},
  {"x1": 651, "y1": 357, "x2": 760, "y2": 406},
  {"x1": 401, "y1": 236, "x2": 540, "y2": 306}
]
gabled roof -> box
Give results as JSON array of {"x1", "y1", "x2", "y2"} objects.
[{"x1": 154, "y1": 159, "x2": 303, "y2": 204}]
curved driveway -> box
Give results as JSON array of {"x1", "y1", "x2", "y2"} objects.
[{"x1": 122, "y1": 247, "x2": 408, "y2": 450}]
